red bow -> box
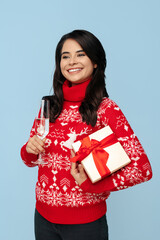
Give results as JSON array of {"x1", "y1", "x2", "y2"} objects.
[{"x1": 70, "y1": 133, "x2": 118, "y2": 178}]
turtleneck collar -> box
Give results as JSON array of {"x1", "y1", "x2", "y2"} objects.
[{"x1": 62, "y1": 79, "x2": 91, "y2": 102}]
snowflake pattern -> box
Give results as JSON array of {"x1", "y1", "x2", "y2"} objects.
[
  {"x1": 42, "y1": 152, "x2": 71, "y2": 171},
  {"x1": 111, "y1": 165, "x2": 147, "y2": 190},
  {"x1": 121, "y1": 167, "x2": 143, "y2": 184},
  {"x1": 36, "y1": 184, "x2": 110, "y2": 207},
  {"x1": 122, "y1": 134, "x2": 145, "y2": 158},
  {"x1": 58, "y1": 109, "x2": 82, "y2": 123}
]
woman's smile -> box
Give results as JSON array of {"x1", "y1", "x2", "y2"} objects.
[{"x1": 67, "y1": 68, "x2": 83, "y2": 73}]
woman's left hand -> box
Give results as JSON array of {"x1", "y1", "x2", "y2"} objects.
[
  {"x1": 70, "y1": 150, "x2": 87, "y2": 185},
  {"x1": 71, "y1": 162, "x2": 88, "y2": 185}
]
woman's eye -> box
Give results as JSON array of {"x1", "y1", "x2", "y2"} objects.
[
  {"x1": 62, "y1": 55, "x2": 69, "y2": 59},
  {"x1": 77, "y1": 53, "x2": 85, "y2": 57}
]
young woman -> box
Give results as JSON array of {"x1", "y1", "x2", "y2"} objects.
[{"x1": 21, "y1": 30, "x2": 152, "y2": 240}]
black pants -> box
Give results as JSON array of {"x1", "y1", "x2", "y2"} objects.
[{"x1": 35, "y1": 209, "x2": 108, "y2": 240}]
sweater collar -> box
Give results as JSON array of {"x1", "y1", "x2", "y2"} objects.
[{"x1": 62, "y1": 79, "x2": 91, "y2": 102}]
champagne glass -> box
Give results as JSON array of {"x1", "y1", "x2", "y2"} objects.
[{"x1": 32, "y1": 99, "x2": 50, "y2": 165}]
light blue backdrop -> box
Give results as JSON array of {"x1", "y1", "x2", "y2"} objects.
[{"x1": 0, "y1": 0, "x2": 159, "y2": 239}]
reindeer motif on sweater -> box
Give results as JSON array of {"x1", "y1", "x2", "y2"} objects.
[{"x1": 60, "y1": 127, "x2": 91, "y2": 152}]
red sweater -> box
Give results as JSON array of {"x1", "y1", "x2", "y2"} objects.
[{"x1": 21, "y1": 79, "x2": 152, "y2": 224}]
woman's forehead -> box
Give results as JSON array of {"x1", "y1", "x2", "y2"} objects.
[{"x1": 61, "y1": 39, "x2": 83, "y2": 53}]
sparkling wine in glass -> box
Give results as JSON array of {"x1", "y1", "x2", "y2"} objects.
[
  {"x1": 35, "y1": 117, "x2": 49, "y2": 140},
  {"x1": 33, "y1": 99, "x2": 50, "y2": 165}
]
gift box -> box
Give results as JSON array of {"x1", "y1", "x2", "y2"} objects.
[{"x1": 71, "y1": 126, "x2": 131, "y2": 183}]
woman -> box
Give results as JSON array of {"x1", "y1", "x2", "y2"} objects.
[{"x1": 21, "y1": 30, "x2": 152, "y2": 240}]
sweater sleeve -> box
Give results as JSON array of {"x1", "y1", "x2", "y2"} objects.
[
  {"x1": 20, "y1": 118, "x2": 38, "y2": 167},
  {"x1": 80, "y1": 99, "x2": 152, "y2": 194}
]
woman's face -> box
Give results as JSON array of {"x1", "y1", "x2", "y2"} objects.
[{"x1": 60, "y1": 39, "x2": 97, "y2": 86}]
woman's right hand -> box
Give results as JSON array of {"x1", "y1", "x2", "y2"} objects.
[{"x1": 26, "y1": 135, "x2": 45, "y2": 155}]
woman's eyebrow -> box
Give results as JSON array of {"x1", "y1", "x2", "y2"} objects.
[
  {"x1": 61, "y1": 50, "x2": 84, "y2": 56},
  {"x1": 76, "y1": 50, "x2": 84, "y2": 53},
  {"x1": 61, "y1": 51, "x2": 70, "y2": 56}
]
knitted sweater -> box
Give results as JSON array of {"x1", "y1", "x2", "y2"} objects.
[{"x1": 21, "y1": 79, "x2": 152, "y2": 224}]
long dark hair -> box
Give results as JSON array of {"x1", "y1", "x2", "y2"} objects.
[{"x1": 44, "y1": 30, "x2": 109, "y2": 126}]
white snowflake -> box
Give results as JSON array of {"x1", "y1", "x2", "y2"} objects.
[
  {"x1": 58, "y1": 109, "x2": 82, "y2": 123},
  {"x1": 45, "y1": 190, "x2": 65, "y2": 206},
  {"x1": 122, "y1": 135, "x2": 145, "y2": 158},
  {"x1": 42, "y1": 152, "x2": 71, "y2": 171},
  {"x1": 121, "y1": 167, "x2": 143, "y2": 184}
]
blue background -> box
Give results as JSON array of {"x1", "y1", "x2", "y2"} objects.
[{"x1": 0, "y1": 0, "x2": 159, "y2": 239}]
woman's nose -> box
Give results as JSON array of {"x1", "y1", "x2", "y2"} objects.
[{"x1": 69, "y1": 55, "x2": 77, "y2": 65}]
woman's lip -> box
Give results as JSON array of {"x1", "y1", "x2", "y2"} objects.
[{"x1": 67, "y1": 68, "x2": 83, "y2": 73}]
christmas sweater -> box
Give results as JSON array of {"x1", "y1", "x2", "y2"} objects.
[{"x1": 21, "y1": 79, "x2": 152, "y2": 224}]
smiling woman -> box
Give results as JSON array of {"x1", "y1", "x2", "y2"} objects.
[
  {"x1": 60, "y1": 39, "x2": 97, "y2": 86},
  {"x1": 20, "y1": 29, "x2": 152, "y2": 240}
]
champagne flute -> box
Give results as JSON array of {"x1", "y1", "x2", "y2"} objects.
[{"x1": 32, "y1": 99, "x2": 50, "y2": 165}]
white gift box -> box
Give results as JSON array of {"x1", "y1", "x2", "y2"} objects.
[{"x1": 71, "y1": 126, "x2": 131, "y2": 183}]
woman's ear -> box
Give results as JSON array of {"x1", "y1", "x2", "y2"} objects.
[{"x1": 94, "y1": 63, "x2": 97, "y2": 68}]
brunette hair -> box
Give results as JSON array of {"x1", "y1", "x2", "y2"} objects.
[{"x1": 44, "y1": 29, "x2": 109, "y2": 126}]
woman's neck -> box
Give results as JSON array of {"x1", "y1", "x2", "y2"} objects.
[{"x1": 62, "y1": 78, "x2": 91, "y2": 102}]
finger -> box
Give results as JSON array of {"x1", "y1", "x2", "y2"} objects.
[
  {"x1": 26, "y1": 145, "x2": 39, "y2": 155},
  {"x1": 28, "y1": 139, "x2": 45, "y2": 153},
  {"x1": 30, "y1": 141, "x2": 44, "y2": 152},
  {"x1": 71, "y1": 162, "x2": 77, "y2": 171},
  {"x1": 29, "y1": 148, "x2": 39, "y2": 155},
  {"x1": 34, "y1": 136, "x2": 45, "y2": 147},
  {"x1": 27, "y1": 144, "x2": 40, "y2": 154},
  {"x1": 70, "y1": 162, "x2": 79, "y2": 176},
  {"x1": 78, "y1": 164, "x2": 85, "y2": 174},
  {"x1": 78, "y1": 164, "x2": 87, "y2": 183}
]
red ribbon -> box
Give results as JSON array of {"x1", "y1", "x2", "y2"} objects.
[{"x1": 70, "y1": 133, "x2": 118, "y2": 178}]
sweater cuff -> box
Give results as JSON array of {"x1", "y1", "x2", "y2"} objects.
[
  {"x1": 80, "y1": 178, "x2": 92, "y2": 193},
  {"x1": 21, "y1": 142, "x2": 38, "y2": 165},
  {"x1": 80, "y1": 175, "x2": 115, "y2": 194}
]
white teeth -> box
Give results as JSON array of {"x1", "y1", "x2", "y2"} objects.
[{"x1": 68, "y1": 69, "x2": 81, "y2": 72}]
